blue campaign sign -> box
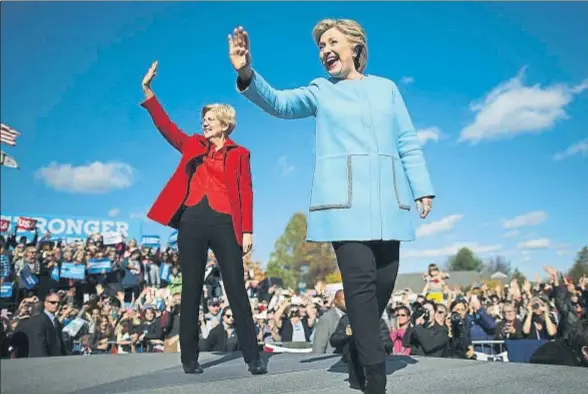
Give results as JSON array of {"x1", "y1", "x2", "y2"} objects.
[
  {"x1": 19, "y1": 265, "x2": 39, "y2": 289},
  {"x1": 87, "y1": 258, "x2": 112, "y2": 275},
  {"x1": 51, "y1": 265, "x2": 60, "y2": 281},
  {"x1": 168, "y1": 231, "x2": 178, "y2": 248},
  {"x1": 141, "y1": 235, "x2": 160, "y2": 248},
  {"x1": 0, "y1": 282, "x2": 13, "y2": 298},
  {"x1": 60, "y1": 262, "x2": 86, "y2": 280},
  {"x1": 160, "y1": 263, "x2": 172, "y2": 282},
  {"x1": 0, "y1": 255, "x2": 11, "y2": 278},
  {"x1": 0, "y1": 213, "x2": 143, "y2": 243}
]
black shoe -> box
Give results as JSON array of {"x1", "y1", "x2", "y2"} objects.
[
  {"x1": 182, "y1": 361, "x2": 204, "y2": 374},
  {"x1": 364, "y1": 362, "x2": 386, "y2": 394},
  {"x1": 247, "y1": 359, "x2": 267, "y2": 375}
]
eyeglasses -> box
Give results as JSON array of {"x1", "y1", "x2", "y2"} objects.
[
  {"x1": 395, "y1": 314, "x2": 407, "y2": 317},
  {"x1": 436, "y1": 311, "x2": 446, "y2": 315},
  {"x1": 225, "y1": 314, "x2": 234, "y2": 318},
  {"x1": 46, "y1": 300, "x2": 59, "y2": 305}
]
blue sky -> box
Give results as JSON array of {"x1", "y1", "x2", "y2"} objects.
[{"x1": 1, "y1": 2, "x2": 587, "y2": 277}]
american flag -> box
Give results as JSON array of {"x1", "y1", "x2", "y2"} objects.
[{"x1": 1, "y1": 123, "x2": 20, "y2": 146}]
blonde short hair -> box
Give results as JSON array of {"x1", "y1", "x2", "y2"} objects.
[
  {"x1": 201, "y1": 103, "x2": 237, "y2": 135},
  {"x1": 312, "y1": 19, "x2": 368, "y2": 73}
]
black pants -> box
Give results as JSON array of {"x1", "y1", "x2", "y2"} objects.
[
  {"x1": 332, "y1": 240, "x2": 400, "y2": 366},
  {"x1": 177, "y1": 198, "x2": 259, "y2": 364}
]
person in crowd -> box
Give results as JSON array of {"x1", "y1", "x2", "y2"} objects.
[
  {"x1": 494, "y1": 302, "x2": 523, "y2": 340},
  {"x1": 521, "y1": 296, "x2": 557, "y2": 340},
  {"x1": 201, "y1": 307, "x2": 241, "y2": 353},
  {"x1": 162, "y1": 292, "x2": 181, "y2": 352},
  {"x1": 228, "y1": 19, "x2": 434, "y2": 394},
  {"x1": 312, "y1": 289, "x2": 345, "y2": 354},
  {"x1": 92, "y1": 316, "x2": 113, "y2": 353},
  {"x1": 273, "y1": 298, "x2": 315, "y2": 342},
  {"x1": 139, "y1": 61, "x2": 265, "y2": 375},
  {"x1": 390, "y1": 306, "x2": 411, "y2": 355},
  {"x1": 403, "y1": 301, "x2": 449, "y2": 358}
]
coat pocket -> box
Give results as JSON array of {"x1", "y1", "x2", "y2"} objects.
[
  {"x1": 309, "y1": 155, "x2": 352, "y2": 211},
  {"x1": 391, "y1": 157, "x2": 411, "y2": 211}
]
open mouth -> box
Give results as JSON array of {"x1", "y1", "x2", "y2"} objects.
[{"x1": 324, "y1": 54, "x2": 339, "y2": 70}]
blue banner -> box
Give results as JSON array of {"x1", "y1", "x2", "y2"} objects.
[
  {"x1": 20, "y1": 265, "x2": 39, "y2": 289},
  {"x1": 0, "y1": 282, "x2": 13, "y2": 298},
  {"x1": 0, "y1": 255, "x2": 11, "y2": 278},
  {"x1": 141, "y1": 235, "x2": 160, "y2": 248},
  {"x1": 87, "y1": 258, "x2": 112, "y2": 275},
  {"x1": 51, "y1": 265, "x2": 60, "y2": 281},
  {"x1": 60, "y1": 262, "x2": 86, "y2": 280},
  {"x1": 160, "y1": 263, "x2": 172, "y2": 282},
  {"x1": 168, "y1": 231, "x2": 178, "y2": 248},
  {"x1": 0, "y1": 213, "x2": 143, "y2": 243}
]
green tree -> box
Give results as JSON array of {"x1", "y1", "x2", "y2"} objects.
[
  {"x1": 266, "y1": 213, "x2": 337, "y2": 289},
  {"x1": 510, "y1": 267, "x2": 527, "y2": 287},
  {"x1": 446, "y1": 247, "x2": 484, "y2": 272},
  {"x1": 568, "y1": 246, "x2": 588, "y2": 283},
  {"x1": 483, "y1": 256, "x2": 512, "y2": 275}
]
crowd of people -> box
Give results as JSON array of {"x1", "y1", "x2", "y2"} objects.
[{"x1": 0, "y1": 229, "x2": 586, "y2": 370}]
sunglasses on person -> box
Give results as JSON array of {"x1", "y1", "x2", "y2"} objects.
[
  {"x1": 45, "y1": 300, "x2": 60, "y2": 305},
  {"x1": 225, "y1": 314, "x2": 234, "y2": 319}
]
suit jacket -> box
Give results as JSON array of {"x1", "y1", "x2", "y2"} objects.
[
  {"x1": 239, "y1": 70, "x2": 434, "y2": 242},
  {"x1": 312, "y1": 307, "x2": 343, "y2": 354},
  {"x1": 17, "y1": 313, "x2": 66, "y2": 358},
  {"x1": 141, "y1": 96, "x2": 253, "y2": 246}
]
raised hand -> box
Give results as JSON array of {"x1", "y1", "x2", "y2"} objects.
[
  {"x1": 228, "y1": 26, "x2": 252, "y2": 80},
  {"x1": 142, "y1": 61, "x2": 158, "y2": 98}
]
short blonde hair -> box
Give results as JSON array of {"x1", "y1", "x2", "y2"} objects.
[
  {"x1": 201, "y1": 103, "x2": 237, "y2": 135},
  {"x1": 312, "y1": 19, "x2": 368, "y2": 73}
]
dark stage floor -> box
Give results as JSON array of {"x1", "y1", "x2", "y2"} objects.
[{"x1": 1, "y1": 352, "x2": 586, "y2": 393}]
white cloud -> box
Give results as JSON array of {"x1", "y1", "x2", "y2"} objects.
[
  {"x1": 400, "y1": 76, "x2": 414, "y2": 85},
  {"x1": 503, "y1": 211, "x2": 547, "y2": 229},
  {"x1": 277, "y1": 156, "x2": 295, "y2": 176},
  {"x1": 553, "y1": 138, "x2": 588, "y2": 161},
  {"x1": 416, "y1": 127, "x2": 442, "y2": 145},
  {"x1": 459, "y1": 67, "x2": 588, "y2": 143},
  {"x1": 107, "y1": 208, "x2": 120, "y2": 218},
  {"x1": 402, "y1": 242, "x2": 502, "y2": 259},
  {"x1": 517, "y1": 238, "x2": 551, "y2": 250},
  {"x1": 503, "y1": 230, "x2": 520, "y2": 238},
  {"x1": 416, "y1": 214, "x2": 463, "y2": 237},
  {"x1": 36, "y1": 161, "x2": 135, "y2": 194}
]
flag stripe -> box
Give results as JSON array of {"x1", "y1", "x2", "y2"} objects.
[{"x1": 0, "y1": 136, "x2": 16, "y2": 146}]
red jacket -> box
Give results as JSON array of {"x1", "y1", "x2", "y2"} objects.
[{"x1": 141, "y1": 96, "x2": 253, "y2": 246}]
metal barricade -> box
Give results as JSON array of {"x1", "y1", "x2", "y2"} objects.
[{"x1": 471, "y1": 340, "x2": 508, "y2": 362}]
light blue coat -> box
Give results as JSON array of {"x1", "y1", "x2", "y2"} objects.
[{"x1": 239, "y1": 70, "x2": 435, "y2": 243}]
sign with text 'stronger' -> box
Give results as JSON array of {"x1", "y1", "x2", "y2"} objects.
[{"x1": 0, "y1": 213, "x2": 143, "y2": 242}]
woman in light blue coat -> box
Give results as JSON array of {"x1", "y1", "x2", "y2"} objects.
[{"x1": 229, "y1": 20, "x2": 435, "y2": 393}]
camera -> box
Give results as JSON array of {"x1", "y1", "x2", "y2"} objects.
[{"x1": 411, "y1": 303, "x2": 430, "y2": 325}]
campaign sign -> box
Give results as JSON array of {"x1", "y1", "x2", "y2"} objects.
[
  {"x1": 60, "y1": 262, "x2": 86, "y2": 280},
  {"x1": 160, "y1": 263, "x2": 172, "y2": 282},
  {"x1": 0, "y1": 282, "x2": 13, "y2": 298},
  {"x1": 0, "y1": 213, "x2": 143, "y2": 243},
  {"x1": 141, "y1": 235, "x2": 160, "y2": 248},
  {"x1": 168, "y1": 231, "x2": 178, "y2": 248},
  {"x1": 87, "y1": 258, "x2": 112, "y2": 275},
  {"x1": 20, "y1": 265, "x2": 39, "y2": 289},
  {"x1": 102, "y1": 232, "x2": 123, "y2": 245},
  {"x1": 0, "y1": 219, "x2": 10, "y2": 233},
  {"x1": 51, "y1": 265, "x2": 60, "y2": 281},
  {"x1": 0, "y1": 255, "x2": 11, "y2": 278}
]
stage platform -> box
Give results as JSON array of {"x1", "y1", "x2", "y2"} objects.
[{"x1": 1, "y1": 352, "x2": 586, "y2": 394}]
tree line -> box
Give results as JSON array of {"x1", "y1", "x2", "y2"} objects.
[{"x1": 258, "y1": 212, "x2": 588, "y2": 289}]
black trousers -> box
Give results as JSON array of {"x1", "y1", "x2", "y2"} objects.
[
  {"x1": 332, "y1": 240, "x2": 400, "y2": 366},
  {"x1": 177, "y1": 197, "x2": 259, "y2": 364}
]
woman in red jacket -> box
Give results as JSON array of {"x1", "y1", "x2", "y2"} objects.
[{"x1": 140, "y1": 61, "x2": 266, "y2": 375}]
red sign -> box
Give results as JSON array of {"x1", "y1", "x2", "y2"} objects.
[
  {"x1": 0, "y1": 219, "x2": 9, "y2": 233},
  {"x1": 17, "y1": 217, "x2": 37, "y2": 231}
]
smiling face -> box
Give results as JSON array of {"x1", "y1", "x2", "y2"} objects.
[
  {"x1": 313, "y1": 19, "x2": 367, "y2": 80},
  {"x1": 318, "y1": 28, "x2": 358, "y2": 78},
  {"x1": 200, "y1": 104, "x2": 236, "y2": 142}
]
